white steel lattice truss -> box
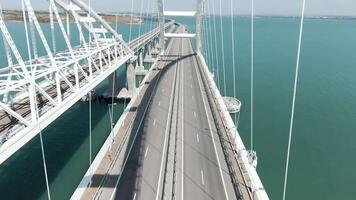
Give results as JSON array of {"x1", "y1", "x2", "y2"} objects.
[{"x1": 0, "y1": 0, "x2": 134, "y2": 164}]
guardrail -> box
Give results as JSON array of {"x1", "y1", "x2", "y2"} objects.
[{"x1": 196, "y1": 52, "x2": 269, "y2": 200}]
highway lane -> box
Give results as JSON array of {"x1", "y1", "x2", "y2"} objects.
[
  {"x1": 174, "y1": 37, "x2": 238, "y2": 200},
  {"x1": 114, "y1": 27, "x2": 239, "y2": 200},
  {"x1": 114, "y1": 27, "x2": 184, "y2": 200}
]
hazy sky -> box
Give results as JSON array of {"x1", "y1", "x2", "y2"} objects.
[{"x1": 2, "y1": 0, "x2": 356, "y2": 16}]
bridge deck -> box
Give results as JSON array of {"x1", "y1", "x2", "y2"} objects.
[{"x1": 82, "y1": 26, "x2": 251, "y2": 200}]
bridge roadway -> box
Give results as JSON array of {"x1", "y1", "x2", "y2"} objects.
[{"x1": 112, "y1": 27, "x2": 243, "y2": 199}]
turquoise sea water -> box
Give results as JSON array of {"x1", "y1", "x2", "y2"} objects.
[
  {"x1": 1, "y1": 16, "x2": 356, "y2": 200},
  {"x1": 202, "y1": 16, "x2": 356, "y2": 200}
]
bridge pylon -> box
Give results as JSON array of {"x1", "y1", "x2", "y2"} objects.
[{"x1": 157, "y1": 0, "x2": 204, "y2": 54}]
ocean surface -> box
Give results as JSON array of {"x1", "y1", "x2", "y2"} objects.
[{"x1": 1, "y1": 16, "x2": 356, "y2": 200}]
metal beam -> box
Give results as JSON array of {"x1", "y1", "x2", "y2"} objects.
[
  {"x1": 164, "y1": 33, "x2": 196, "y2": 38},
  {"x1": 0, "y1": 102, "x2": 30, "y2": 126},
  {"x1": 164, "y1": 11, "x2": 196, "y2": 17}
]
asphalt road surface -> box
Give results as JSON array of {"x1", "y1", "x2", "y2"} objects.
[{"x1": 114, "y1": 27, "x2": 238, "y2": 200}]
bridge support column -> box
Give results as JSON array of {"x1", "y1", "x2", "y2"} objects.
[
  {"x1": 136, "y1": 51, "x2": 147, "y2": 76},
  {"x1": 144, "y1": 44, "x2": 155, "y2": 63},
  {"x1": 127, "y1": 62, "x2": 136, "y2": 95},
  {"x1": 118, "y1": 62, "x2": 136, "y2": 99}
]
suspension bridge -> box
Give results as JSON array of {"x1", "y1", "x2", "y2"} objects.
[{"x1": 0, "y1": 0, "x2": 276, "y2": 199}]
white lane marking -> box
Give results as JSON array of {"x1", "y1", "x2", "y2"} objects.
[
  {"x1": 145, "y1": 146, "x2": 149, "y2": 158},
  {"x1": 162, "y1": 88, "x2": 165, "y2": 93},
  {"x1": 110, "y1": 28, "x2": 177, "y2": 200},
  {"x1": 155, "y1": 39, "x2": 181, "y2": 200},
  {"x1": 193, "y1": 50, "x2": 229, "y2": 199},
  {"x1": 158, "y1": 101, "x2": 161, "y2": 106},
  {"x1": 194, "y1": 111, "x2": 196, "y2": 117},
  {"x1": 133, "y1": 193, "x2": 137, "y2": 200},
  {"x1": 191, "y1": 84, "x2": 193, "y2": 89},
  {"x1": 196, "y1": 134, "x2": 200, "y2": 143},
  {"x1": 201, "y1": 170, "x2": 205, "y2": 185},
  {"x1": 181, "y1": 38, "x2": 185, "y2": 200},
  {"x1": 153, "y1": 119, "x2": 156, "y2": 126},
  {"x1": 192, "y1": 95, "x2": 194, "y2": 100}
]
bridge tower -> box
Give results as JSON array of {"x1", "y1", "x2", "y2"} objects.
[{"x1": 157, "y1": 0, "x2": 204, "y2": 54}]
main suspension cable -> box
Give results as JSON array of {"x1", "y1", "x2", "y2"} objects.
[{"x1": 283, "y1": 0, "x2": 306, "y2": 199}]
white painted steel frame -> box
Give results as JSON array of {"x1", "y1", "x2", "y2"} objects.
[
  {"x1": 163, "y1": 11, "x2": 196, "y2": 17},
  {"x1": 158, "y1": 0, "x2": 203, "y2": 53},
  {"x1": 0, "y1": 0, "x2": 134, "y2": 164},
  {"x1": 164, "y1": 33, "x2": 196, "y2": 38}
]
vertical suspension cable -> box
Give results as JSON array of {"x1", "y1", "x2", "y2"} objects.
[
  {"x1": 29, "y1": 19, "x2": 38, "y2": 59},
  {"x1": 36, "y1": 104, "x2": 52, "y2": 200},
  {"x1": 149, "y1": 0, "x2": 155, "y2": 33},
  {"x1": 88, "y1": 0, "x2": 93, "y2": 164},
  {"x1": 128, "y1": 0, "x2": 134, "y2": 41},
  {"x1": 206, "y1": 2, "x2": 216, "y2": 76},
  {"x1": 144, "y1": 0, "x2": 151, "y2": 34},
  {"x1": 250, "y1": 0, "x2": 254, "y2": 152},
  {"x1": 66, "y1": 0, "x2": 70, "y2": 39},
  {"x1": 203, "y1": 13, "x2": 211, "y2": 70},
  {"x1": 22, "y1": 0, "x2": 32, "y2": 61},
  {"x1": 230, "y1": 0, "x2": 238, "y2": 125},
  {"x1": 138, "y1": 0, "x2": 145, "y2": 38},
  {"x1": 204, "y1": 10, "x2": 212, "y2": 72},
  {"x1": 49, "y1": 4, "x2": 56, "y2": 53},
  {"x1": 283, "y1": 0, "x2": 306, "y2": 199},
  {"x1": 218, "y1": 0, "x2": 227, "y2": 95},
  {"x1": 110, "y1": 75, "x2": 115, "y2": 144},
  {"x1": 22, "y1": 1, "x2": 51, "y2": 199},
  {"x1": 115, "y1": 14, "x2": 118, "y2": 33},
  {"x1": 89, "y1": 91, "x2": 92, "y2": 164},
  {"x1": 211, "y1": 0, "x2": 220, "y2": 89}
]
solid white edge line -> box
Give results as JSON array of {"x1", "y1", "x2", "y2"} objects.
[
  {"x1": 145, "y1": 146, "x2": 149, "y2": 158},
  {"x1": 108, "y1": 30, "x2": 177, "y2": 200},
  {"x1": 155, "y1": 33, "x2": 181, "y2": 200},
  {"x1": 192, "y1": 44, "x2": 229, "y2": 200},
  {"x1": 180, "y1": 36, "x2": 185, "y2": 200}
]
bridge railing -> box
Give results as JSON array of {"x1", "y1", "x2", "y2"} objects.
[{"x1": 197, "y1": 52, "x2": 269, "y2": 200}]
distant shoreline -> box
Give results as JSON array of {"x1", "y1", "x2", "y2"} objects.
[
  {"x1": 2, "y1": 10, "x2": 144, "y2": 24},
  {"x1": 3, "y1": 9, "x2": 356, "y2": 23}
]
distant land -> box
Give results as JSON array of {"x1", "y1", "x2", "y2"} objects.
[
  {"x1": 255, "y1": 15, "x2": 356, "y2": 20},
  {"x1": 2, "y1": 10, "x2": 144, "y2": 24},
  {"x1": 218, "y1": 14, "x2": 356, "y2": 20}
]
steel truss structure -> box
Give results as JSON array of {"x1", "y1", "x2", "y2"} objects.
[{"x1": 0, "y1": 0, "x2": 134, "y2": 164}]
